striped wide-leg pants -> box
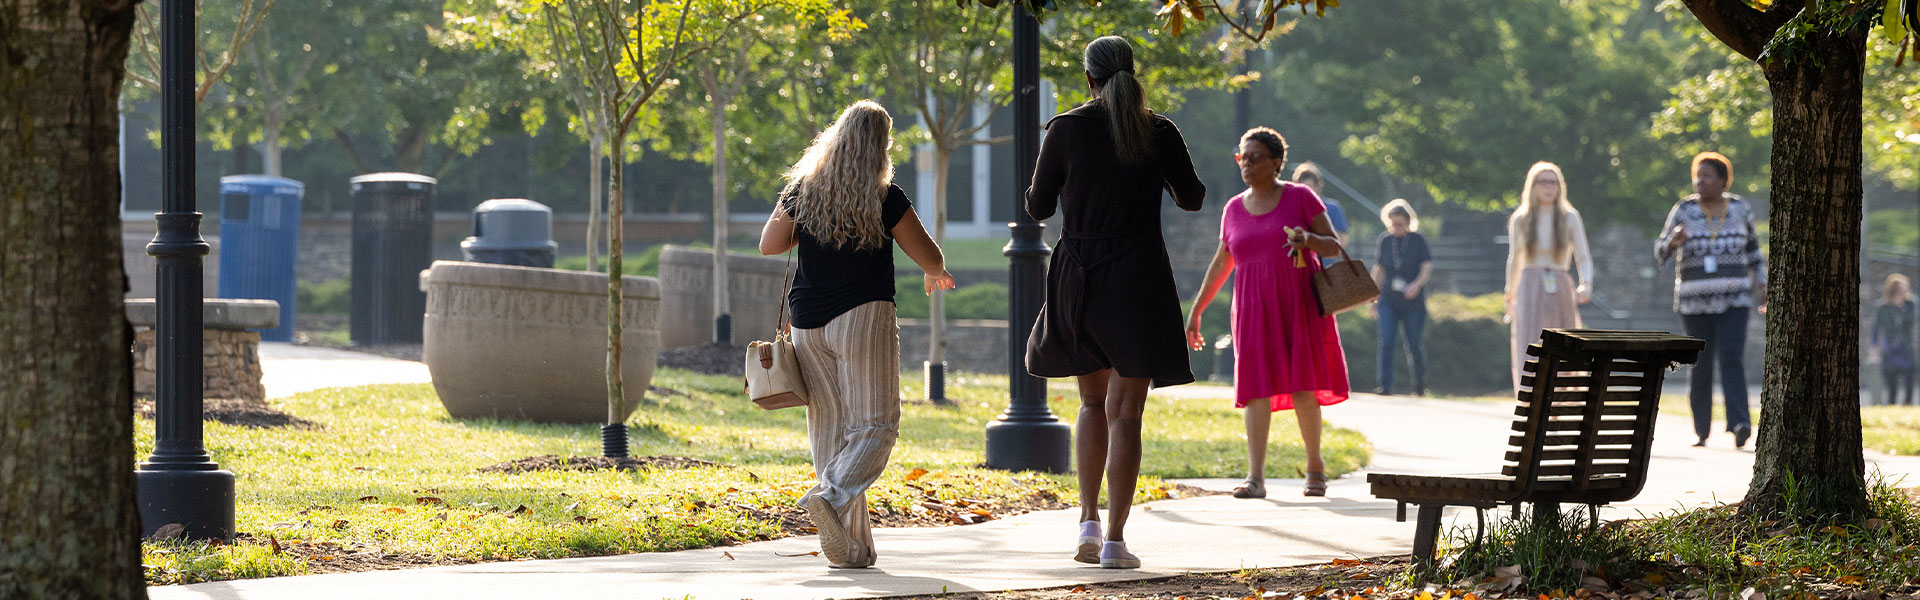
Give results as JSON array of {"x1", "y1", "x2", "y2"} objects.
[{"x1": 793, "y1": 300, "x2": 901, "y2": 565}]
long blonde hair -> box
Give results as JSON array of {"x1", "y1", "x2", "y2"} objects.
[
  {"x1": 1512, "y1": 161, "x2": 1577, "y2": 262},
  {"x1": 780, "y1": 100, "x2": 896, "y2": 251}
]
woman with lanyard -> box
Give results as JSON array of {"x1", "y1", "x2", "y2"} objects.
[
  {"x1": 1504, "y1": 161, "x2": 1594, "y2": 393},
  {"x1": 1655, "y1": 151, "x2": 1766, "y2": 448},
  {"x1": 1370, "y1": 199, "x2": 1431, "y2": 396}
]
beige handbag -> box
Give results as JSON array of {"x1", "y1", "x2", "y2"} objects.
[
  {"x1": 744, "y1": 253, "x2": 809, "y2": 410},
  {"x1": 1312, "y1": 246, "x2": 1380, "y2": 317}
]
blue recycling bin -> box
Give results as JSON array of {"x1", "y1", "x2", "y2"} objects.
[{"x1": 217, "y1": 175, "x2": 303, "y2": 342}]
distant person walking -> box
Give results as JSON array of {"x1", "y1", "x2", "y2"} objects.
[
  {"x1": 1292, "y1": 162, "x2": 1349, "y2": 265},
  {"x1": 1370, "y1": 199, "x2": 1430, "y2": 396},
  {"x1": 1187, "y1": 127, "x2": 1349, "y2": 502},
  {"x1": 759, "y1": 100, "x2": 955, "y2": 568},
  {"x1": 1872, "y1": 273, "x2": 1916, "y2": 406},
  {"x1": 1655, "y1": 151, "x2": 1765, "y2": 448},
  {"x1": 1505, "y1": 161, "x2": 1594, "y2": 392},
  {"x1": 1026, "y1": 35, "x2": 1205, "y2": 570}
]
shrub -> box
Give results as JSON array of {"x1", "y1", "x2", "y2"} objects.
[
  {"x1": 553, "y1": 244, "x2": 666, "y2": 277},
  {"x1": 1338, "y1": 292, "x2": 1510, "y2": 395},
  {"x1": 296, "y1": 279, "x2": 349, "y2": 316},
  {"x1": 894, "y1": 280, "x2": 1011, "y2": 320}
]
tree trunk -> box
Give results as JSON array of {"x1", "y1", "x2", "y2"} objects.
[
  {"x1": 929, "y1": 145, "x2": 951, "y2": 388},
  {"x1": 1741, "y1": 26, "x2": 1872, "y2": 521},
  {"x1": 711, "y1": 86, "x2": 731, "y2": 344},
  {"x1": 261, "y1": 102, "x2": 284, "y2": 176},
  {"x1": 606, "y1": 117, "x2": 628, "y2": 427},
  {"x1": 587, "y1": 123, "x2": 603, "y2": 272},
  {"x1": 0, "y1": 1, "x2": 146, "y2": 597}
]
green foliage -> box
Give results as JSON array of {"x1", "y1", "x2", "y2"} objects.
[
  {"x1": 894, "y1": 280, "x2": 1007, "y2": 320},
  {"x1": 295, "y1": 279, "x2": 350, "y2": 316},
  {"x1": 1867, "y1": 207, "x2": 1920, "y2": 249},
  {"x1": 553, "y1": 244, "x2": 669, "y2": 277},
  {"x1": 131, "y1": 369, "x2": 1368, "y2": 583},
  {"x1": 1279, "y1": 0, "x2": 1695, "y2": 227},
  {"x1": 1339, "y1": 293, "x2": 1512, "y2": 395}
]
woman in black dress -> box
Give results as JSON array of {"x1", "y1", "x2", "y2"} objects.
[{"x1": 1025, "y1": 35, "x2": 1206, "y2": 570}]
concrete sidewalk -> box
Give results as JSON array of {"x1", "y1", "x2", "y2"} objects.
[
  {"x1": 257, "y1": 342, "x2": 432, "y2": 400},
  {"x1": 150, "y1": 355, "x2": 1920, "y2": 600}
]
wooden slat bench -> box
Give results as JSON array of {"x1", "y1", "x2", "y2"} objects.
[{"x1": 1366, "y1": 329, "x2": 1704, "y2": 571}]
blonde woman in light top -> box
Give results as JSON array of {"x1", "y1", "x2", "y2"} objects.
[{"x1": 1504, "y1": 161, "x2": 1593, "y2": 392}]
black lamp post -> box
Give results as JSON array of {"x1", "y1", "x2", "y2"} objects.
[
  {"x1": 135, "y1": 0, "x2": 235, "y2": 541},
  {"x1": 985, "y1": 5, "x2": 1071, "y2": 474}
]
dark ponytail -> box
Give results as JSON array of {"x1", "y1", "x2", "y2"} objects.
[{"x1": 1084, "y1": 36, "x2": 1153, "y2": 165}]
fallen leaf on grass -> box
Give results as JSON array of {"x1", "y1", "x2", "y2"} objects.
[
  {"x1": 357, "y1": 495, "x2": 377, "y2": 502},
  {"x1": 775, "y1": 551, "x2": 821, "y2": 557},
  {"x1": 1583, "y1": 576, "x2": 1610, "y2": 590},
  {"x1": 1822, "y1": 525, "x2": 1851, "y2": 537},
  {"x1": 573, "y1": 515, "x2": 599, "y2": 524},
  {"x1": 152, "y1": 523, "x2": 186, "y2": 540},
  {"x1": 564, "y1": 501, "x2": 582, "y2": 513},
  {"x1": 1333, "y1": 558, "x2": 1370, "y2": 567},
  {"x1": 331, "y1": 519, "x2": 349, "y2": 529},
  {"x1": 1739, "y1": 586, "x2": 1764, "y2": 600},
  {"x1": 510, "y1": 505, "x2": 530, "y2": 516},
  {"x1": 415, "y1": 497, "x2": 444, "y2": 505},
  {"x1": 383, "y1": 507, "x2": 406, "y2": 515},
  {"x1": 268, "y1": 534, "x2": 283, "y2": 555},
  {"x1": 905, "y1": 468, "x2": 930, "y2": 481},
  {"x1": 1070, "y1": 586, "x2": 1086, "y2": 593},
  {"x1": 1837, "y1": 575, "x2": 1866, "y2": 586}
]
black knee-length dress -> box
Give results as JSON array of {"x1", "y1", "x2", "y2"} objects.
[{"x1": 1023, "y1": 103, "x2": 1206, "y2": 387}]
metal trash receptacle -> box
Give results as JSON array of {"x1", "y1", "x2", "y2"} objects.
[
  {"x1": 217, "y1": 175, "x2": 304, "y2": 342},
  {"x1": 349, "y1": 172, "x2": 436, "y2": 345},
  {"x1": 462, "y1": 199, "x2": 557, "y2": 268}
]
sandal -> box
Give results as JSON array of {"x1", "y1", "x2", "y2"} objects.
[
  {"x1": 1231, "y1": 478, "x2": 1267, "y2": 499},
  {"x1": 1303, "y1": 472, "x2": 1328, "y2": 497}
]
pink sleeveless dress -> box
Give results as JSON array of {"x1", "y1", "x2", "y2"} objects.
[{"x1": 1223, "y1": 183, "x2": 1351, "y2": 410}]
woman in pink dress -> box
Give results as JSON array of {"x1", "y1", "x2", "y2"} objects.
[{"x1": 1185, "y1": 127, "x2": 1350, "y2": 498}]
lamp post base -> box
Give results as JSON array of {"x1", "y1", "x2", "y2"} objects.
[
  {"x1": 135, "y1": 467, "x2": 235, "y2": 541},
  {"x1": 984, "y1": 417, "x2": 1072, "y2": 474}
]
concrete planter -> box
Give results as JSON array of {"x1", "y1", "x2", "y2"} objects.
[
  {"x1": 422, "y1": 261, "x2": 660, "y2": 424},
  {"x1": 657, "y1": 245, "x2": 790, "y2": 348}
]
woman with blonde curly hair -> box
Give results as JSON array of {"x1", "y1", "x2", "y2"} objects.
[
  {"x1": 760, "y1": 100, "x2": 955, "y2": 568},
  {"x1": 1505, "y1": 161, "x2": 1594, "y2": 392}
]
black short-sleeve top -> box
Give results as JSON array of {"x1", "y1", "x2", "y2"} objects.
[{"x1": 782, "y1": 184, "x2": 914, "y2": 329}]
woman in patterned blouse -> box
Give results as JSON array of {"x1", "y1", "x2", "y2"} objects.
[{"x1": 1655, "y1": 151, "x2": 1767, "y2": 449}]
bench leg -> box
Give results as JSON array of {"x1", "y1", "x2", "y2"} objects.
[
  {"x1": 1531, "y1": 501, "x2": 1561, "y2": 527},
  {"x1": 1411, "y1": 503, "x2": 1443, "y2": 574}
]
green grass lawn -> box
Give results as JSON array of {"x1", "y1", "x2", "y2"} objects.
[
  {"x1": 136, "y1": 369, "x2": 1368, "y2": 584},
  {"x1": 1427, "y1": 390, "x2": 1920, "y2": 457}
]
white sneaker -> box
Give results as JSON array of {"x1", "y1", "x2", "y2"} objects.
[
  {"x1": 1075, "y1": 520, "x2": 1101, "y2": 564},
  {"x1": 1099, "y1": 540, "x2": 1139, "y2": 569}
]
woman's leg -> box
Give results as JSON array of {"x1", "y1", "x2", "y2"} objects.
[
  {"x1": 1241, "y1": 401, "x2": 1271, "y2": 493},
  {"x1": 1293, "y1": 391, "x2": 1324, "y2": 475},
  {"x1": 1377, "y1": 302, "x2": 1401, "y2": 393},
  {"x1": 1075, "y1": 370, "x2": 1111, "y2": 523},
  {"x1": 1102, "y1": 373, "x2": 1151, "y2": 543},
  {"x1": 1717, "y1": 308, "x2": 1752, "y2": 440},
  {"x1": 1404, "y1": 306, "x2": 1428, "y2": 395},
  {"x1": 1680, "y1": 313, "x2": 1717, "y2": 443},
  {"x1": 812, "y1": 303, "x2": 900, "y2": 566}
]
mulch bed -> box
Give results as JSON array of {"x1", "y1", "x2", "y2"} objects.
[
  {"x1": 475, "y1": 454, "x2": 725, "y2": 474},
  {"x1": 135, "y1": 397, "x2": 322, "y2": 430},
  {"x1": 658, "y1": 342, "x2": 745, "y2": 376}
]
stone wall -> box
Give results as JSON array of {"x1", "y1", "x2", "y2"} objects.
[
  {"x1": 898, "y1": 319, "x2": 1011, "y2": 375},
  {"x1": 132, "y1": 328, "x2": 265, "y2": 403}
]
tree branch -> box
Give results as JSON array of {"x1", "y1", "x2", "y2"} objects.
[{"x1": 1679, "y1": 0, "x2": 1800, "y2": 62}]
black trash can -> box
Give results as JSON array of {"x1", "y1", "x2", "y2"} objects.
[
  {"x1": 462, "y1": 199, "x2": 558, "y2": 268},
  {"x1": 349, "y1": 172, "x2": 436, "y2": 345}
]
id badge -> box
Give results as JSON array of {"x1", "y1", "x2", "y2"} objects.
[
  {"x1": 1704, "y1": 256, "x2": 1719, "y2": 274},
  {"x1": 1542, "y1": 276, "x2": 1558, "y2": 294},
  {"x1": 1390, "y1": 277, "x2": 1407, "y2": 292}
]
